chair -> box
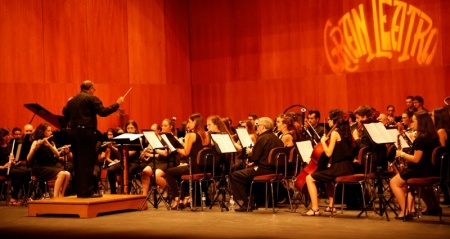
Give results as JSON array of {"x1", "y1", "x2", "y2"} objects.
[
  {"x1": 247, "y1": 147, "x2": 288, "y2": 213},
  {"x1": 282, "y1": 146, "x2": 302, "y2": 211},
  {"x1": 179, "y1": 147, "x2": 218, "y2": 210},
  {"x1": 26, "y1": 175, "x2": 56, "y2": 202},
  {"x1": 0, "y1": 175, "x2": 12, "y2": 205},
  {"x1": 403, "y1": 146, "x2": 448, "y2": 223},
  {"x1": 332, "y1": 146, "x2": 371, "y2": 217}
]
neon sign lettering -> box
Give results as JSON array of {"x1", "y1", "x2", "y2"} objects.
[{"x1": 324, "y1": 0, "x2": 438, "y2": 73}]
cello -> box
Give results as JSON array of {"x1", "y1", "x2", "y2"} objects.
[{"x1": 294, "y1": 114, "x2": 348, "y2": 194}]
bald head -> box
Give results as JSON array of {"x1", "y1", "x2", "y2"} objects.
[{"x1": 81, "y1": 80, "x2": 94, "y2": 91}]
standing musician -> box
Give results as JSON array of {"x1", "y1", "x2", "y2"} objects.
[
  {"x1": 166, "y1": 113, "x2": 211, "y2": 209},
  {"x1": 390, "y1": 111, "x2": 440, "y2": 219},
  {"x1": 231, "y1": 117, "x2": 284, "y2": 212},
  {"x1": 302, "y1": 109, "x2": 353, "y2": 216},
  {"x1": 63, "y1": 80, "x2": 124, "y2": 198},
  {"x1": 304, "y1": 110, "x2": 324, "y2": 145}
]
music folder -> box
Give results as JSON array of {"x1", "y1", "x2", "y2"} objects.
[
  {"x1": 142, "y1": 131, "x2": 164, "y2": 149},
  {"x1": 235, "y1": 128, "x2": 253, "y2": 148},
  {"x1": 363, "y1": 122, "x2": 395, "y2": 144},
  {"x1": 386, "y1": 128, "x2": 410, "y2": 148},
  {"x1": 210, "y1": 132, "x2": 237, "y2": 154},
  {"x1": 295, "y1": 140, "x2": 314, "y2": 164},
  {"x1": 160, "y1": 133, "x2": 183, "y2": 152}
]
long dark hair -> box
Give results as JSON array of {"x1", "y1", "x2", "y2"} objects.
[
  {"x1": 433, "y1": 107, "x2": 450, "y2": 132},
  {"x1": 415, "y1": 111, "x2": 438, "y2": 139},
  {"x1": 329, "y1": 109, "x2": 352, "y2": 146}
]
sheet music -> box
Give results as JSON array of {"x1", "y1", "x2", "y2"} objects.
[
  {"x1": 114, "y1": 133, "x2": 143, "y2": 141},
  {"x1": 363, "y1": 122, "x2": 395, "y2": 144},
  {"x1": 235, "y1": 128, "x2": 253, "y2": 148},
  {"x1": 142, "y1": 131, "x2": 164, "y2": 149},
  {"x1": 386, "y1": 129, "x2": 410, "y2": 148},
  {"x1": 210, "y1": 133, "x2": 237, "y2": 153},
  {"x1": 160, "y1": 133, "x2": 183, "y2": 151},
  {"x1": 295, "y1": 140, "x2": 313, "y2": 164}
]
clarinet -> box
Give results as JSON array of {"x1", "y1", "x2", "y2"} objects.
[{"x1": 7, "y1": 140, "x2": 16, "y2": 175}]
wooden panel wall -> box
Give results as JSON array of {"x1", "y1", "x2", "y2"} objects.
[
  {"x1": 0, "y1": 0, "x2": 191, "y2": 132},
  {"x1": 1, "y1": 0, "x2": 449, "y2": 134},
  {"x1": 189, "y1": 0, "x2": 450, "y2": 124}
]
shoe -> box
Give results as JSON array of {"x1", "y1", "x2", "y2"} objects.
[
  {"x1": 171, "y1": 200, "x2": 180, "y2": 210},
  {"x1": 89, "y1": 193, "x2": 103, "y2": 198},
  {"x1": 235, "y1": 206, "x2": 252, "y2": 212},
  {"x1": 9, "y1": 199, "x2": 21, "y2": 206},
  {"x1": 302, "y1": 208, "x2": 320, "y2": 216},
  {"x1": 324, "y1": 207, "x2": 336, "y2": 213},
  {"x1": 395, "y1": 214, "x2": 412, "y2": 220}
]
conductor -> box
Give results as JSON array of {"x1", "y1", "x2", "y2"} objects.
[{"x1": 63, "y1": 80, "x2": 124, "y2": 198}]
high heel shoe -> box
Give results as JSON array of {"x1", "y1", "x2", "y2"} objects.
[
  {"x1": 302, "y1": 208, "x2": 320, "y2": 216},
  {"x1": 171, "y1": 199, "x2": 180, "y2": 210},
  {"x1": 183, "y1": 196, "x2": 192, "y2": 208}
]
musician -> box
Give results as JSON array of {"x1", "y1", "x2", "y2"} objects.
[
  {"x1": 166, "y1": 113, "x2": 211, "y2": 209},
  {"x1": 413, "y1": 95, "x2": 429, "y2": 112},
  {"x1": 405, "y1": 95, "x2": 416, "y2": 113},
  {"x1": 399, "y1": 110, "x2": 416, "y2": 143},
  {"x1": 239, "y1": 120, "x2": 257, "y2": 144},
  {"x1": 386, "y1": 105, "x2": 396, "y2": 127},
  {"x1": 248, "y1": 113, "x2": 258, "y2": 126},
  {"x1": 231, "y1": 117, "x2": 284, "y2": 212},
  {"x1": 27, "y1": 123, "x2": 71, "y2": 198},
  {"x1": 123, "y1": 120, "x2": 144, "y2": 193},
  {"x1": 304, "y1": 110, "x2": 324, "y2": 145},
  {"x1": 103, "y1": 128, "x2": 122, "y2": 194},
  {"x1": 432, "y1": 107, "x2": 450, "y2": 205},
  {"x1": 62, "y1": 80, "x2": 124, "y2": 198},
  {"x1": 141, "y1": 119, "x2": 177, "y2": 199},
  {"x1": 302, "y1": 109, "x2": 353, "y2": 216},
  {"x1": 0, "y1": 128, "x2": 29, "y2": 205},
  {"x1": 390, "y1": 111, "x2": 440, "y2": 219}
]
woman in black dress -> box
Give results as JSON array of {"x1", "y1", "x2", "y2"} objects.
[
  {"x1": 302, "y1": 109, "x2": 354, "y2": 216},
  {"x1": 27, "y1": 123, "x2": 71, "y2": 198},
  {"x1": 390, "y1": 110, "x2": 440, "y2": 219}
]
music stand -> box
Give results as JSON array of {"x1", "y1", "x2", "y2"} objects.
[
  {"x1": 209, "y1": 132, "x2": 238, "y2": 211},
  {"x1": 356, "y1": 122, "x2": 395, "y2": 221},
  {"x1": 113, "y1": 133, "x2": 143, "y2": 194},
  {"x1": 139, "y1": 131, "x2": 168, "y2": 210}
]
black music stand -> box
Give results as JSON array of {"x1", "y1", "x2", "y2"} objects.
[
  {"x1": 209, "y1": 132, "x2": 239, "y2": 211},
  {"x1": 113, "y1": 133, "x2": 143, "y2": 194},
  {"x1": 139, "y1": 131, "x2": 170, "y2": 210},
  {"x1": 356, "y1": 122, "x2": 395, "y2": 221}
]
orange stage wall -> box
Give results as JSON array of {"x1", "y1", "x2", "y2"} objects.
[{"x1": 0, "y1": 0, "x2": 449, "y2": 133}]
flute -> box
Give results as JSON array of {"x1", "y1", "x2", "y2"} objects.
[{"x1": 7, "y1": 140, "x2": 16, "y2": 175}]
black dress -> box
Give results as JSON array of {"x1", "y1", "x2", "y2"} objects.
[
  {"x1": 30, "y1": 144, "x2": 63, "y2": 181},
  {"x1": 311, "y1": 137, "x2": 354, "y2": 182},
  {"x1": 400, "y1": 136, "x2": 440, "y2": 180}
]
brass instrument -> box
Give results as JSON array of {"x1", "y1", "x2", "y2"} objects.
[
  {"x1": 391, "y1": 133, "x2": 408, "y2": 173},
  {"x1": 139, "y1": 146, "x2": 153, "y2": 161}
]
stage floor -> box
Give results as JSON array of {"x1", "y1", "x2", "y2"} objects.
[{"x1": 27, "y1": 194, "x2": 147, "y2": 218}]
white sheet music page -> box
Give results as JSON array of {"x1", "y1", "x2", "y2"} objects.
[
  {"x1": 296, "y1": 140, "x2": 313, "y2": 164},
  {"x1": 236, "y1": 128, "x2": 253, "y2": 148},
  {"x1": 114, "y1": 133, "x2": 143, "y2": 141},
  {"x1": 142, "y1": 131, "x2": 164, "y2": 149},
  {"x1": 161, "y1": 134, "x2": 175, "y2": 151},
  {"x1": 211, "y1": 133, "x2": 237, "y2": 153},
  {"x1": 386, "y1": 129, "x2": 410, "y2": 148},
  {"x1": 363, "y1": 122, "x2": 394, "y2": 144}
]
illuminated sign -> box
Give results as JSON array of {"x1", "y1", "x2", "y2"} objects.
[{"x1": 324, "y1": 0, "x2": 439, "y2": 73}]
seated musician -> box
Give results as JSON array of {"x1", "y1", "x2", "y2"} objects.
[
  {"x1": 124, "y1": 120, "x2": 144, "y2": 193},
  {"x1": 166, "y1": 113, "x2": 211, "y2": 209},
  {"x1": 27, "y1": 123, "x2": 71, "y2": 198},
  {"x1": 390, "y1": 111, "x2": 440, "y2": 219},
  {"x1": 0, "y1": 128, "x2": 30, "y2": 205},
  {"x1": 101, "y1": 128, "x2": 123, "y2": 194},
  {"x1": 304, "y1": 110, "x2": 324, "y2": 144},
  {"x1": 432, "y1": 107, "x2": 450, "y2": 205},
  {"x1": 302, "y1": 109, "x2": 353, "y2": 216},
  {"x1": 230, "y1": 117, "x2": 284, "y2": 212},
  {"x1": 141, "y1": 119, "x2": 177, "y2": 200}
]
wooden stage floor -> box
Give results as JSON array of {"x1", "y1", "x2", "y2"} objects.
[{"x1": 27, "y1": 194, "x2": 147, "y2": 218}]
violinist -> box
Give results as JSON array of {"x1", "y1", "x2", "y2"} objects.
[
  {"x1": 304, "y1": 110, "x2": 324, "y2": 145},
  {"x1": 302, "y1": 109, "x2": 353, "y2": 216}
]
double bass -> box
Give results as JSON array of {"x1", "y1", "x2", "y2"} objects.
[{"x1": 294, "y1": 115, "x2": 348, "y2": 194}]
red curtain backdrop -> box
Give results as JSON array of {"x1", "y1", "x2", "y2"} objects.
[{"x1": 0, "y1": 0, "x2": 449, "y2": 133}]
